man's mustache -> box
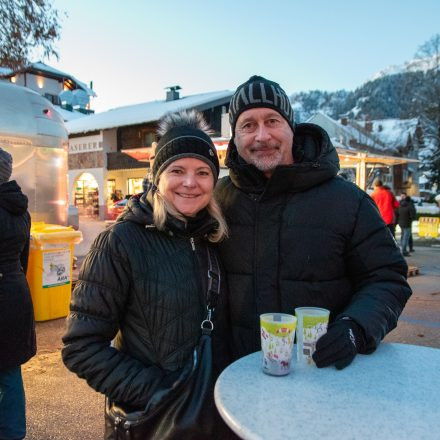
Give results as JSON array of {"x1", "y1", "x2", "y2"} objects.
[{"x1": 250, "y1": 143, "x2": 278, "y2": 152}]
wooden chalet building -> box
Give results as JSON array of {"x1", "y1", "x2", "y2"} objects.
[{"x1": 65, "y1": 87, "x2": 233, "y2": 219}]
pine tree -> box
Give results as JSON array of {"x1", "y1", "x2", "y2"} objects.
[
  {"x1": 0, "y1": 0, "x2": 61, "y2": 69},
  {"x1": 415, "y1": 34, "x2": 440, "y2": 191}
]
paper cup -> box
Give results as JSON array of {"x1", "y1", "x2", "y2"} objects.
[
  {"x1": 260, "y1": 313, "x2": 297, "y2": 376},
  {"x1": 295, "y1": 307, "x2": 330, "y2": 365}
]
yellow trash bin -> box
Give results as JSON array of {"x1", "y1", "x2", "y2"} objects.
[{"x1": 27, "y1": 222, "x2": 82, "y2": 321}]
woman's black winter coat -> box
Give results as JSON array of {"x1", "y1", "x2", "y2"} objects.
[
  {"x1": 215, "y1": 123, "x2": 412, "y2": 361},
  {"x1": 0, "y1": 180, "x2": 36, "y2": 371},
  {"x1": 62, "y1": 193, "x2": 230, "y2": 410}
]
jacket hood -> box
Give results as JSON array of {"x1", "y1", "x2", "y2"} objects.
[
  {"x1": 117, "y1": 191, "x2": 219, "y2": 238},
  {"x1": 118, "y1": 192, "x2": 154, "y2": 225},
  {"x1": 399, "y1": 199, "x2": 410, "y2": 207},
  {"x1": 0, "y1": 180, "x2": 28, "y2": 215},
  {"x1": 225, "y1": 122, "x2": 340, "y2": 197}
]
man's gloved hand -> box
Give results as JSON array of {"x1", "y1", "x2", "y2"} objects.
[{"x1": 312, "y1": 318, "x2": 366, "y2": 370}]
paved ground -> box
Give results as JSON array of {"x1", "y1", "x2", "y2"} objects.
[
  {"x1": 74, "y1": 218, "x2": 108, "y2": 257},
  {"x1": 22, "y1": 219, "x2": 440, "y2": 439}
]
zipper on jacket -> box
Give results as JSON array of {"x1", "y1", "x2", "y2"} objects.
[
  {"x1": 253, "y1": 201, "x2": 260, "y2": 349},
  {"x1": 114, "y1": 416, "x2": 121, "y2": 436},
  {"x1": 189, "y1": 237, "x2": 207, "y2": 314}
]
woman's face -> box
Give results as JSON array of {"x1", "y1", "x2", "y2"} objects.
[{"x1": 159, "y1": 157, "x2": 215, "y2": 217}]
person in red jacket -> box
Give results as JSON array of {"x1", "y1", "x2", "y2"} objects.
[{"x1": 371, "y1": 179, "x2": 399, "y2": 236}]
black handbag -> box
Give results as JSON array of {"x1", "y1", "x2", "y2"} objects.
[{"x1": 105, "y1": 246, "x2": 221, "y2": 440}]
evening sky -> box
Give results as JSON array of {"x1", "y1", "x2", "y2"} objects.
[{"x1": 50, "y1": 0, "x2": 440, "y2": 112}]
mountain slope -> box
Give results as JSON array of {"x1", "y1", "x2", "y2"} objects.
[{"x1": 291, "y1": 60, "x2": 430, "y2": 122}]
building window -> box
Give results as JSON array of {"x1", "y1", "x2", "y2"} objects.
[
  {"x1": 127, "y1": 178, "x2": 143, "y2": 195},
  {"x1": 44, "y1": 93, "x2": 60, "y2": 105},
  {"x1": 74, "y1": 173, "x2": 99, "y2": 217},
  {"x1": 382, "y1": 174, "x2": 392, "y2": 185},
  {"x1": 107, "y1": 179, "x2": 116, "y2": 203},
  {"x1": 144, "y1": 132, "x2": 156, "y2": 146}
]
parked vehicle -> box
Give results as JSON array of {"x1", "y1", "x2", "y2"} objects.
[{"x1": 107, "y1": 198, "x2": 128, "y2": 220}]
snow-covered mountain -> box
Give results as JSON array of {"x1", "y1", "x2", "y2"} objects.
[
  {"x1": 291, "y1": 55, "x2": 437, "y2": 122},
  {"x1": 369, "y1": 54, "x2": 440, "y2": 82}
]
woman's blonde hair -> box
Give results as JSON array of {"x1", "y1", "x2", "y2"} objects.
[
  {"x1": 152, "y1": 181, "x2": 228, "y2": 243},
  {"x1": 150, "y1": 109, "x2": 228, "y2": 242}
]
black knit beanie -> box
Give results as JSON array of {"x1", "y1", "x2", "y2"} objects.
[
  {"x1": 229, "y1": 75, "x2": 295, "y2": 135},
  {"x1": 152, "y1": 125, "x2": 219, "y2": 185}
]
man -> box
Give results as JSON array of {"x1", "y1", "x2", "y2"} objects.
[
  {"x1": 397, "y1": 193, "x2": 416, "y2": 255},
  {"x1": 371, "y1": 179, "x2": 399, "y2": 237},
  {"x1": 216, "y1": 75, "x2": 411, "y2": 370}
]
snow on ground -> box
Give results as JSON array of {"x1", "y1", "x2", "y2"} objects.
[{"x1": 416, "y1": 203, "x2": 440, "y2": 215}]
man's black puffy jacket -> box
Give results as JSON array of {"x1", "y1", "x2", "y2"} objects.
[
  {"x1": 62, "y1": 193, "x2": 230, "y2": 409},
  {"x1": 215, "y1": 123, "x2": 411, "y2": 361},
  {"x1": 397, "y1": 198, "x2": 416, "y2": 228}
]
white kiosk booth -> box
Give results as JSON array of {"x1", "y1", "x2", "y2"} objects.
[{"x1": 0, "y1": 81, "x2": 68, "y2": 225}]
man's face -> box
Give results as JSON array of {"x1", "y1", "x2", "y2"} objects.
[{"x1": 234, "y1": 108, "x2": 294, "y2": 177}]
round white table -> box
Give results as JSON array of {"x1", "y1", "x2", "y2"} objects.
[{"x1": 215, "y1": 343, "x2": 440, "y2": 440}]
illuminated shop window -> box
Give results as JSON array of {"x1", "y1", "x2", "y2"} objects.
[{"x1": 127, "y1": 178, "x2": 143, "y2": 195}]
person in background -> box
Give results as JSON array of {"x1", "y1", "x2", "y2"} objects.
[
  {"x1": 62, "y1": 110, "x2": 233, "y2": 439},
  {"x1": 215, "y1": 75, "x2": 411, "y2": 370},
  {"x1": 0, "y1": 147, "x2": 36, "y2": 440},
  {"x1": 397, "y1": 194, "x2": 417, "y2": 256},
  {"x1": 383, "y1": 184, "x2": 399, "y2": 236},
  {"x1": 400, "y1": 192, "x2": 416, "y2": 252},
  {"x1": 110, "y1": 191, "x2": 121, "y2": 203},
  {"x1": 371, "y1": 180, "x2": 399, "y2": 237}
]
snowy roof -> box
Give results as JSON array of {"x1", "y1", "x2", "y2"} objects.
[
  {"x1": 307, "y1": 112, "x2": 411, "y2": 154},
  {"x1": 0, "y1": 62, "x2": 96, "y2": 97},
  {"x1": 66, "y1": 90, "x2": 233, "y2": 134},
  {"x1": 307, "y1": 112, "x2": 387, "y2": 151},
  {"x1": 369, "y1": 119, "x2": 419, "y2": 148}
]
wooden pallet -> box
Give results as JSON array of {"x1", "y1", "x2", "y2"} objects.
[{"x1": 407, "y1": 266, "x2": 419, "y2": 277}]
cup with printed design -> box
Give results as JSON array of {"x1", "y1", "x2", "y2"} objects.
[
  {"x1": 295, "y1": 307, "x2": 330, "y2": 365},
  {"x1": 260, "y1": 313, "x2": 297, "y2": 376}
]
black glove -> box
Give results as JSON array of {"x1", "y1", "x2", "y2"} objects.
[{"x1": 312, "y1": 319, "x2": 366, "y2": 370}]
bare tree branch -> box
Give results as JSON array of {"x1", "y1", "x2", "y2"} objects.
[{"x1": 0, "y1": 0, "x2": 62, "y2": 69}]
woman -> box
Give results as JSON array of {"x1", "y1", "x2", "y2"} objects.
[
  {"x1": 62, "y1": 110, "x2": 231, "y2": 439},
  {"x1": 0, "y1": 147, "x2": 36, "y2": 440}
]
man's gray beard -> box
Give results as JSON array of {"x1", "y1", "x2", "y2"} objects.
[{"x1": 247, "y1": 151, "x2": 283, "y2": 173}]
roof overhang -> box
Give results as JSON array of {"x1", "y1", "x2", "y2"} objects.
[
  {"x1": 121, "y1": 147, "x2": 154, "y2": 162},
  {"x1": 336, "y1": 147, "x2": 419, "y2": 167}
]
